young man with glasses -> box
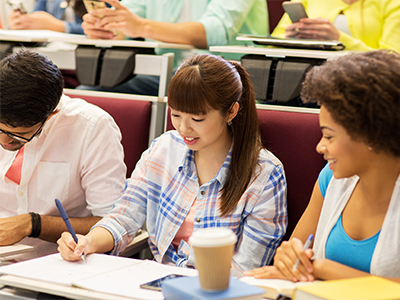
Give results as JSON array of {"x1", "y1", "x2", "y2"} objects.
[{"x1": 0, "y1": 50, "x2": 126, "y2": 262}]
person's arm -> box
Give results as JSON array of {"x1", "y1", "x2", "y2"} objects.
[
  {"x1": 83, "y1": 0, "x2": 207, "y2": 48},
  {"x1": 83, "y1": 0, "x2": 263, "y2": 48},
  {"x1": 0, "y1": 214, "x2": 101, "y2": 245},
  {"x1": 8, "y1": 11, "x2": 65, "y2": 31},
  {"x1": 232, "y1": 163, "x2": 287, "y2": 277}
]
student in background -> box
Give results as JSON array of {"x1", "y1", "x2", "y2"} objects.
[
  {"x1": 57, "y1": 54, "x2": 287, "y2": 278},
  {"x1": 245, "y1": 50, "x2": 400, "y2": 283},
  {"x1": 272, "y1": 0, "x2": 400, "y2": 52},
  {"x1": 8, "y1": 0, "x2": 85, "y2": 34},
  {"x1": 77, "y1": 0, "x2": 268, "y2": 95},
  {"x1": 0, "y1": 50, "x2": 126, "y2": 261}
]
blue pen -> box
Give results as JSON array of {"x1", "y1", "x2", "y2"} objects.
[
  {"x1": 55, "y1": 198, "x2": 86, "y2": 262},
  {"x1": 292, "y1": 234, "x2": 313, "y2": 271}
]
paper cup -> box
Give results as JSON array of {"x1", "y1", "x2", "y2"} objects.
[{"x1": 189, "y1": 227, "x2": 237, "y2": 291}]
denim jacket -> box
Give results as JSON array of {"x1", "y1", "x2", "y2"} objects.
[{"x1": 33, "y1": 0, "x2": 84, "y2": 34}]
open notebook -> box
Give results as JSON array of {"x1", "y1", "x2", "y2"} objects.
[
  {"x1": 237, "y1": 34, "x2": 345, "y2": 51},
  {"x1": 0, "y1": 253, "x2": 197, "y2": 300},
  {"x1": 240, "y1": 277, "x2": 318, "y2": 299}
]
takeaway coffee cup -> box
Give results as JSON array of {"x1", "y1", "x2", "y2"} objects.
[{"x1": 189, "y1": 227, "x2": 237, "y2": 291}]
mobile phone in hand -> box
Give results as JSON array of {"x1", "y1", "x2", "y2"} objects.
[
  {"x1": 7, "y1": 0, "x2": 27, "y2": 14},
  {"x1": 83, "y1": 0, "x2": 107, "y2": 17},
  {"x1": 282, "y1": 1, "x2": 308, "y2": 23}
]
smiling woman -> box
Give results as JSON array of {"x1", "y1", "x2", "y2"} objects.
[
  {"x1": 57, "y1": 54, "x2": 288, "y2": 278},
  {"x1": 245, "y1": 50, "x2": 400, "y2": 284}
]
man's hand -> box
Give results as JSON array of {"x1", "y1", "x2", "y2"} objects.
[
  {"x1": 82, "y1": 0, "x2": 141, "y2": 40},
  {"x1": 0, "y1": 214, "x2": 32, "y2": 245},
  {"x1": 82, "y1": 12, "x2": 117, "y2": 39}
]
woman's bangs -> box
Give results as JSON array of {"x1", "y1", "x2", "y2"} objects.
[{"x1": 168, "y1": 67, "x2": 211, "y2": 115}]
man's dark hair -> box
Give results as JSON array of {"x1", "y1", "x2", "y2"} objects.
[{"x1": 0, "y1": 49, "x2": 64, "y2": 127}]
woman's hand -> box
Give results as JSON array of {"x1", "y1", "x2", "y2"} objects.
[
  {"x1": 285, "y1": 18, "x2": 340, "y2": 40},
  {"x1": 8, "y1": 11, "x2": 65, "y2": 32},
  {"x1": 273, "y1": 238, "x2": 315, "y2": 282},
  {"x1": 57, "y1": 232, "x2": 91, "y2": 261},
  {"x1": 7, "y1": 10, "x2": 23, "y2": 29}
]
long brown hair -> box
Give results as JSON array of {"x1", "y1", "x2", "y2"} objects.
[{"x1": 168, "y1": 54, "x2": 263, "y2": 216}]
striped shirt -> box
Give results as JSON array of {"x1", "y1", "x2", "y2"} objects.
[{"x1": 95, "y1": 130, "x2": 287, "y2": 277}]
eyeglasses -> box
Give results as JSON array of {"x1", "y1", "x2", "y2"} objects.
[{"x1": 0, "y1": 121, "x2": 46, "y2": 144}]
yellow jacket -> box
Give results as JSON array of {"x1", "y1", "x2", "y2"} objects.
[{"x1": 272, "y1": 0, "x2": 400, "y2": 52}]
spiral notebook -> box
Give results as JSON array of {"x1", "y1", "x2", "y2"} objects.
[{"x1": 237, "y1": 34, "x2": 345, "y2": 51}]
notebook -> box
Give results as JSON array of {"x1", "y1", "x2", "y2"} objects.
[
  {"x1": 0, "y1": 253, "x2": 197, "y2": 300},
  {"x1": 240, "y1": 277, "x2": 316, "y2": 299},
  {"x1": 0, "y1": 244, "x2": 33, "y2": 258},
  {"x1": 237, "y1": 34, "x2": 345, "y2": 51},
  {"x1": 294, "y1": 276, "x2": 400, "y2": 300}
]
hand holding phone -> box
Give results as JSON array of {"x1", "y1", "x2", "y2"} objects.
[
  {"x1": 282, "y1": 1, "x2": 308, "y2": 23},
  {"x1": 7, "y1": 0, "x2": 27, "y2": 14}
]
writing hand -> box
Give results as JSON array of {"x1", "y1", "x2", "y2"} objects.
[
  {"x1": 57, "y1": 232, "x2": 91, "y2": 261},
  {"x1": 273, "y1": 238, "x2": 314, "y2": 282}
]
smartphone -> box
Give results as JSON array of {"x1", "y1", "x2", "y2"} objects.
[
  {"x1": 282, "y1": 2, "x2": 308, "y2": 23},
  {"x1": 140, "y1": 274, "x2": 186, "y2": 291},
  {"x1": 7, "y1": 0, "x2": 27, "y2": 14},
  {"x1": 83, "y1": 0, "x2": 107, "y2": 17}
]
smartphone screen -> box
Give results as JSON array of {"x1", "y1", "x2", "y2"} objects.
[
  {"x1": 282, "y1": 2, "x2": 308, "y2": 23},
  {"x1": 7, "y1": 0, "x2": 27, "y2": 14},
  {"x1": 140, "y1": 274, "x2": 186, "y2": 291},
  {"x1": 83, "y1": 0, "x2": 107, "y2": 16}
]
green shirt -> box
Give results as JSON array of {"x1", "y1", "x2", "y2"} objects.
[{"x1": 121, "y1": 0, "x2": 269, "y2": 66}]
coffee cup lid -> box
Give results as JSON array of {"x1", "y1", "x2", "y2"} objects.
[{"x1": 189, "y1": 228, "x2": 237, "y2": 247}]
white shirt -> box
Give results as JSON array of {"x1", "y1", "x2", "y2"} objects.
[{"x1": 0, "y1": 95, "x2": 126, "y2": 260}]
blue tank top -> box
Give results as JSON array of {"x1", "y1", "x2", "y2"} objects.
[
  {"x1": 325, "y1": 215, "x2": 380, "y2": 273},
  {"x1": 318, "y1": 163, "x2": 333, "y2": 198}
]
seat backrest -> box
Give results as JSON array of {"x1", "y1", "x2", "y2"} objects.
[
  {"x1": 267, "y1": 0, "x2": 285, "y2": 33},
  {"x1": 165, "y1": 106, "x2": 324, "y2": 241},
  {"x1": 258, "y1": 107, "x2": 325, "y2": 241},
  {"x1": 64, "y1": 91, "x2": 152, "y2": 177}
]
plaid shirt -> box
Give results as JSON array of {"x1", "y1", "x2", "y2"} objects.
[{"x1": 96, "y1": 131, "x2": 287, "y2": 277}]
